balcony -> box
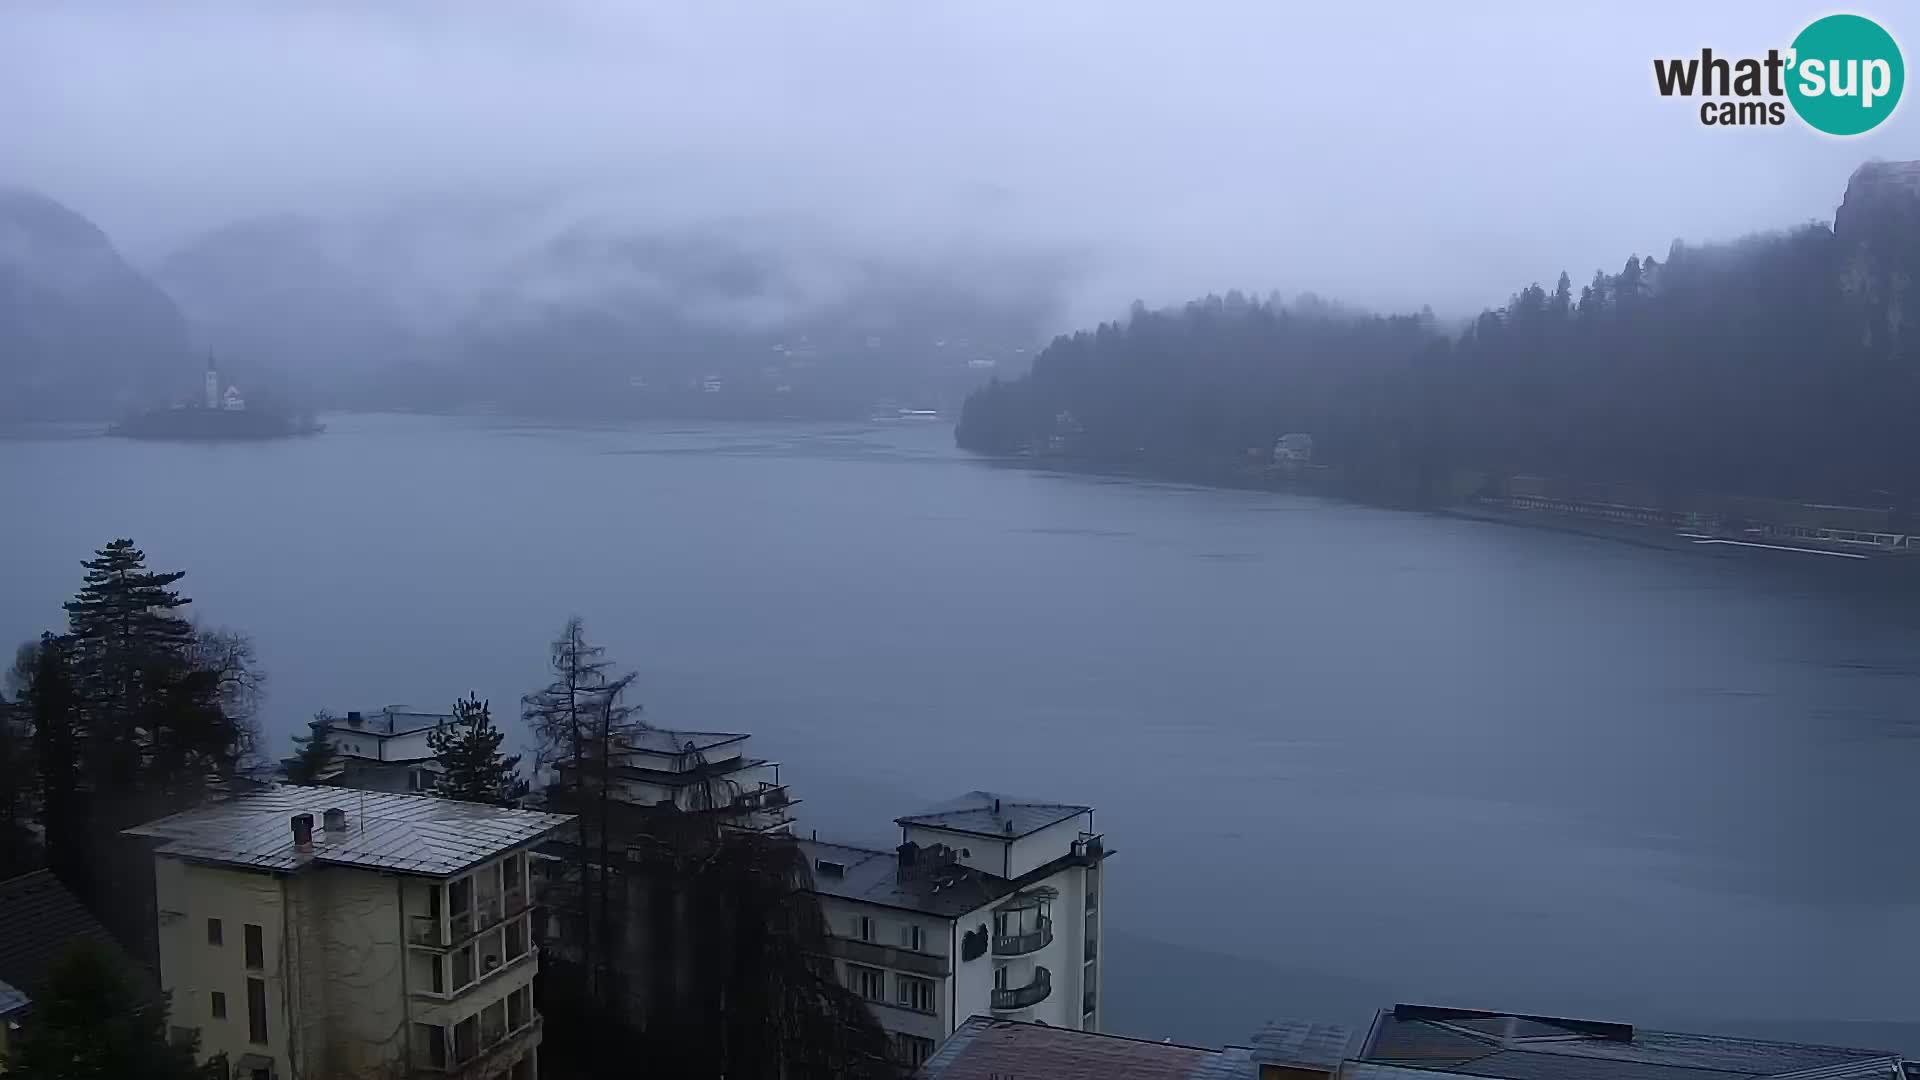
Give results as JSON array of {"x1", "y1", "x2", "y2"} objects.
[
  {"x1": 1084, "y1": 937, "x2": 1097, "y2": 962},
  {"x1": 1083, "y1": 990, "x2": 1096, "y2": 1016},
  {"x1": 990, "y1": 966, "x2": 1051, "y2": 1012},
  {"x1": 415, "y1": 1013, "x2": 542, "y2": 1080},
  {"x1": 992, "y1": 917, "x2": 1053, "y2": 957},
  {"x1": 410, "y1": 896, "x2": 531, "y2": 951}
]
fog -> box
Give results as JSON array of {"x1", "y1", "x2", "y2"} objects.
[{"x1": 3, "y1": 0, "x2": 1912, "y2": 325}]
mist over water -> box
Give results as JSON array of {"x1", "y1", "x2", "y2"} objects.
[{"x1": 7, "y1": 415, "x2": 1919, "y2": 1047}]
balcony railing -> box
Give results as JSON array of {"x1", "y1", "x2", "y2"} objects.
[
  {"x1": 415, "y1": 1013, "x2": 542, "y2": 1079},
  {"x1": 411, "y1": 896, "x2": 532, "y2": 950},
  {"x1": 1083, "y1": 990, "x2": 1096, "y2": 1016},
  {"x1": 1084, "y1": 936, "x2": 1097, "y2": 962},
  {"x1": 990, "y1": 966, "x2": 1051, "y2": 1012},
  {"x1": 992, "y1": 917, "x2": 1053, "y2": 957}
]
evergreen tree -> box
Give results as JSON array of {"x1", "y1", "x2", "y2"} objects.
[
  {"x1": 5, "y1": 939, "x2": 217, "y2": 1080},
  {"x1": 15, "y1": 636, "x2": 85, "y2": 894},
  {"x1": 284, "y1": 712, "x2": 338, "y2": 785},
  {"x1": 428, "y1": 695, "x2": 527, "y2": 806},
  {"x1": 1549, "y1": 271, "x2": 1573, "y2": 321},
  {"x1": 0, "y1": 650, "x2": 42, "y2": 879}
]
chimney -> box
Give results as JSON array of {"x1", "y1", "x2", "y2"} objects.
[
  {"x1": 992, "y1": 797, "x2": 1001, "y2": 815},
  {"x1": 323, "y1": 808, "x2": 347, "y2": 833},
  {"x1": 346, "y1": 710, "x2": 363, "y2": 727},
  {"x1": 897, "y1": 841, "x2": 919, "y2": 872},
  {"x1": 292, "y1": 813, "x2": 314, "y2": 851}
]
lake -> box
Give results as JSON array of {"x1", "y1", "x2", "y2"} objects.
[{"x1": 5, "y1": 413, "x2": 1919, "y2": 1050}]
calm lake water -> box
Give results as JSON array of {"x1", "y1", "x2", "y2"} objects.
[{"x1": 6, "y1": 414, "x2": 1920, "y2": 1049}]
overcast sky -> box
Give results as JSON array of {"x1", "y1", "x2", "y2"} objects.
[{"x1": 3, "y1": 0, "x2": 1914, "y2": 324}]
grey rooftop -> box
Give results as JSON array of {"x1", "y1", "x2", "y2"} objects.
[
  {"x1": 1356, "y1": 1005, "x2": 1902, "y2": 1080},
  {"x1": 895, "y1": 790, "x2": 1092, "y2": 840},
  {"x1": 799, "y1": 838, "x2": 1018, "y2": 919},
  {"x1": 126, "y1": 785, "x2": 572, "y2": 878},
  {"x1": 1250, "y1": 1018, "x2": 1354, "y2": 1072},
  {"x1": 921, "y1": 1015, "x2": 1231, "y2": 1079},
  {"x1": 323, "y1": 706, "x2": 452, "y2": 736},
  {"x1": 0, "y1": 976, "x2": 26, "y2": 1018}
]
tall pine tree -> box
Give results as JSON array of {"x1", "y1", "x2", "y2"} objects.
[{"x1": 428, "y1": 695, "x2": 527, "y2": 806}]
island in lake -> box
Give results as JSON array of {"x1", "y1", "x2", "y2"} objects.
[{"x1": 110, "y1": 358, "x2": 321, "y2": 440}]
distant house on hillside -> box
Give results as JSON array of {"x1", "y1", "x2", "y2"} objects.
[
  {"x1": 1273, "y1": 432, "x2": 1314, "y2": 468},
  {"x1": 298, "y1": 705, "x2": 454, "y2": 793}
]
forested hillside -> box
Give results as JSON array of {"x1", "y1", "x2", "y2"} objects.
[
  {"x1": 958, "y1": 162, "x2": 1920, "y2": 506},
  {"x1": 0, "y1": 189, "x2": 193, "y2": 420}
]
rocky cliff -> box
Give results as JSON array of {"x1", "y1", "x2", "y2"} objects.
[{"x1": 1835, "y1": 160, "x2": 1920, "y2": 354}]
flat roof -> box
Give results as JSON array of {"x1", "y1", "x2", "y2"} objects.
[
  {"x1": 895, "y1": 790, "x2": 1091, "y2": 840},
  {"x1": 1357, "y1": 1005, "x2": 1899, "y2": 1080},
  {"x1": 126, "y1": 785, "x2": 573, "y2": 878},
  {"x1": 324, "y1": 706, "x2": 452, "y2": 737},
  {"x1": 921, "y1": 1016, "x2": 1234, "y2": 1079},
  {"x1": 615, "y1": 729, "x2": 750, "y2": 756},
  {"x1": 1250, "y1": 1019, "x2": 1354, "y2": 1071},
  {"x1": 799, "y1": 839, "x2": 1016, "y2": 919}
]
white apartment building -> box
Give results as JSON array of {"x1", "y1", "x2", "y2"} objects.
[
  {"x1": 126, "y1": 786, "x2": 572, "y2": 1080},
  {"x1": 311, "y1": 706, "x2": 455, "y2": 793},
  {"x1": 797, "y1": 791, "x2": 1110, "y2": 1068},
  {"x1": 557, "y1": 728, "x2": 797, "y2": 834}
]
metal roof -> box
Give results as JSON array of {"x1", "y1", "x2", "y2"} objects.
[
  {"x1": 1251, "y1": 1019, "x2": 1354, "y2": 1071},
  {"x1": 895, "y1": 790, "x2": 1091, "y2": 839},
  {"x1": 920, "y1": 1016, "x2": 1226, "y2": 1079},
  {"x1": 0, "y1": 977, "x2": 27, "y2": 1017},
  {"x1": 1358, "y1": 1007, "x2": 1901, "y2": 1080},
  {"x1": 126, "y1": 785, "x2": 573, "y2": 878}
]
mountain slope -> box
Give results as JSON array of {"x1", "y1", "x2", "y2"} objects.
[{"x1": 0, "y1": 189, "x2": 193, "y2": 420}]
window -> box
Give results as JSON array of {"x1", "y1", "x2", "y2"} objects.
[
  {"x1": 846, "y1": 964, "x2": 885, "y2": 1001},
  {"x1": 210, "y1": 990, "x2": 227, "y2": 1019},
  {"x1": 453, "y1": 1016, "x2": 478, "y2": 1064},
  {"x1": 429, "y1": 954, "x2": 445, "y2": 994},
  {"x1": 452, "y1": 945, "x2": 474, "y2": 989},
  {"x1": 901, "y1": 923, "x2": 924, "y2": 951},
  {"x1": 993, "y1": 965, "x2": 1008, "y2": 991},
  {"x1": 206, "y1": 918, "x2": 223, "y2": 946},
  {"x1": 507, "y1": 986, "x2": 530, "y2": 1030},
  {"x1": 246, "y1": 977, "x2": 268, "y2": 1044},
  {"x1": 504, "y1": 853, "x2": 524, "y2": 902},
  {"x1": 415, "y1": 1023, "x2": 447, "y2": 1069},
  {"x1": 897, "y1": 975, "x2": 935, "y2": 1013},
  {"x1": 244, "y1": 924, "x2": 264, "y2": 969},
  {"x1": 892, "y1": 1034, "x2": 937, "y2": 1067},
  {"x1": 855, "y1": 915, "x2": 874, "y2": 942},
  {"x1": 450, "y1": 876, "x2": 473, "y2": 937},
  {"x1": 481, "y1": 999, "x2": 507, "y2": 1045},
  {"x1": 505, "y1": 917, "x2": 527, "y2": 960},
  {"x1": 993, "y1": 911, "x2": 1009, "y2": 937}
]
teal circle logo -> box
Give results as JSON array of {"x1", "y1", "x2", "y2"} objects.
[{"x1": 1787, "y1": 14, "x2": 1904, "y2": 135}]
